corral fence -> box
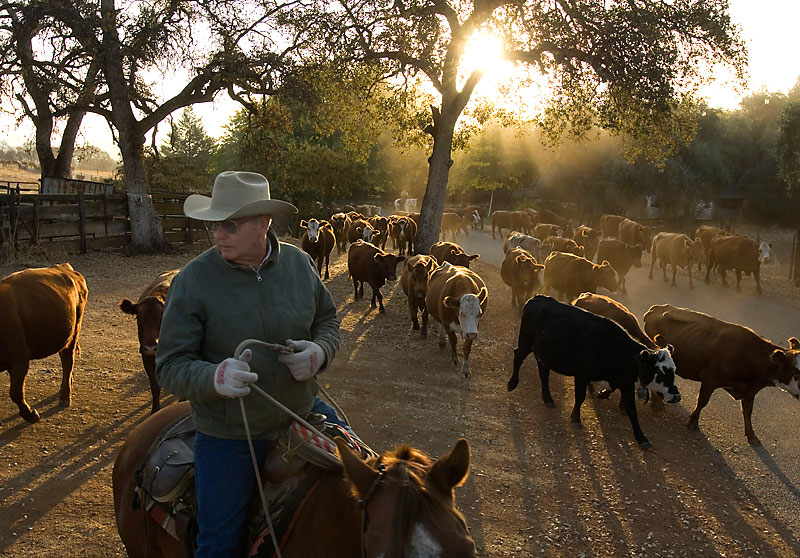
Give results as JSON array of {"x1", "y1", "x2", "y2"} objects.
[{"x1": 0, "y1": 187, "x2": 301, "y2": 258}]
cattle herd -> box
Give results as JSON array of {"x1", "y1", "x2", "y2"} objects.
[{"x1": 1, "y1": 205, "x2": 796, "y2": 457}]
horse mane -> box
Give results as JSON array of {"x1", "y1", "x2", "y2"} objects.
[{"x1": 367, "y1": 444, "x2": 470, "y2": 558}]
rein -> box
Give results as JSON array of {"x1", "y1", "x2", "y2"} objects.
[{"x1": 357, "y1": 462, "x2": 387, "y2": 558}]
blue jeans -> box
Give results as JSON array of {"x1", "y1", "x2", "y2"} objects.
[{"x1": 193, "y1": 396, "x2": 347, "y2": 557}]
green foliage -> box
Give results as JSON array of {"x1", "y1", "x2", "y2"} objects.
[{"x1": 775, "y1": 101, "x2": 800, "y2": 192}]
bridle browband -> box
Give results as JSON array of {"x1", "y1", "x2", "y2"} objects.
[{"x1": 357, "y1": 462, "x2": 387, "y2": 558}]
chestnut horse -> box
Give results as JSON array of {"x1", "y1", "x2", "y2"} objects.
[{"x1": 113, "y1": 402, "x2": 476, "y2": 557}]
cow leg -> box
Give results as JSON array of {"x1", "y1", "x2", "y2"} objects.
[
  {"x1": 735, "y1": 269, "x2": 743, "y2": 293},
  {"x1": 142, "y1": 354, "x2": 161, "y2": 414},
  {"x1": 9, "y1": 358, "x2": 38, "y2": 422},
  {"x1": 421, "y1": 305, "x2": 429, "y2": 339},
  {"x1": 461, "y1": 338, "x2": 473, "y2": 378},
  {"x1": 688, "y1": 263, "x2": 694, "y2": 289},
  {"x1": 352, "y1": 277, "x2": 359, "y2": 300},
  {"x1": 447, "y1": 331, "x2": 459, "y2": 367},
  {"x1": 754, "y1": 267, "x2": 762, "y2": 295},
  {"x1": 719, "y1": 267, "x2": 729, "y2": 288},
  {"x1": 670, "y1": 263, "x2": 677, "y2": 286},
  {"x1": 537, "y1": 358, "x2": 555, "y2": 408},
  {"x1": 371, "y1": 287, "x2": 384, "y2": 313},
  {"x1": 620, "y1": 274, "x2": 627, "y2": 294},
  {"x1": 316, "y1": 258, "x2": 324, "y2": 278},
  {"x1": 324, "y1": 255, "x2": 330, "y2": 280},
  {"x1": 58, "y1": 346, "x2": 76, "y2": 406},
  {"x1": 662, "y1": 262, "x2": 669, "y2": 283},
  {"x1": 409, "y1": 299, "x2": 420, "y2": 330},
  {"x1": 648, "y1": 256, "x2": 655, "y2": 279},
  {"x1": 508, "y1": 343, "x2": 532, "y2": 392},
  {"x1": 741, "y1": 394, "x2": 761, "y2": 446},
  {"x1": 688, "y1": 382, "x2": 716, "y2": 431},
  {"x1": 570, "y1": 377, "x2": 589, "y2": 426},
  {"x1": 621, "y1": 386, "x2": 651, "y2": 449},
  {"x1": 437, "y1": 323, "x2": 447, "y2": 348}
]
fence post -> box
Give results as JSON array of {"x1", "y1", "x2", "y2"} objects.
[
  {"x1": 78, "y1": 192, "x2": 87, "y2": 254},
  {"x1": 32, "y1": 198, "x2": 39, "y2": 243},
  {"x1": 10, "y1": 188, "x2": 17, "y2": 250},
  {"x1": 186, "y1": 217, "x2": 193, "y2": 244},
  {"x1": 793, "y1": 229, "x2": 800, "y2": 287}
]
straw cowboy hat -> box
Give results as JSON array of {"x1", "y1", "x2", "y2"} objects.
[{"x1": 183, "y1": 171, "x2": 297, "y2": 221}]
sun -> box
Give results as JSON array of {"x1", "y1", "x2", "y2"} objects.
[{"x1": 461, "y1": 31, "x2": 505, "y2": 75}]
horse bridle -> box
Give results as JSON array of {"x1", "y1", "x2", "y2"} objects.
[{"x1": 357, "y1": 462, "x2": 387, "y2": 558}]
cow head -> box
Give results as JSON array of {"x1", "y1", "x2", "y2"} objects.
[
  {"x1": 759, "y1": 241, "x2": 773, "y2": 264},
  {"x1": 638, "y1": 346, "x2": 681, "y2": 403},
  {"x1": 595, "y1": 261, "x2": 619, "y2": 293},
  {"x1": 628, "y1": 244, "x2": 644, "y2": 268},
  {"x1": 359, "y1": 225, "x2": 375, "y2": 242},
  {"x1": 373, "y1": 253, "x2": 404, "y2": 281},
  {"x1": 640, "y1": 226, "x2": 654, "y2": 251},
  {"x1": 687, "y1": 238, "x2": 704, "y2": 263},
  {"x1": 120, "y1": 296, "x2": 165, "y2": 356},
  {"x1": 302, "y1": 219, "x2": 322, "y2": 242},
  {"x1": 330, "y1": 213, "x2": 349, "y2": 233},
  {"x1": 771, "y1": 338, "x2": 800, "y2": 398},
  {"x1": 514, "y1": 254, "x2": 545, "y2": 290},
  {"x1": 443, "y1": 287, "x2": 487, "y2": 340},
  {"x1": 410, "y1": 258, "x2": 436, "y2": 298},
  {"x1": 451, "y1": 252, "x2": 480, "y2": 268}
]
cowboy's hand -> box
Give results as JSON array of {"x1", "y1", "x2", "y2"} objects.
[
  {"x1": 213, "y1": 349, "x2": 258, "y2": 397},
  {"x1": 278, "y1": 339, "x2": 325, "y2": 381}
]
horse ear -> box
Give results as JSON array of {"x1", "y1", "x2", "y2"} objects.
[
  {"x1": 335, "y1": 437, "x2": 377, "y2": 499},
  {"x1": 429, "y1": 438, "x2": 470, "y2": 494}
]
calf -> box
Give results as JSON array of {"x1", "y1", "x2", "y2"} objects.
[
  {"x1": 599, "y1": 213, "x2": 626, "y2": 238},
  {"x1": 509, "y1": 295, "x2": 680, "y2": 449},
  {"x1": 532, "y1": 223, "x2": 564, "y2": 241},
  {"x1": 330, "y1": 212, "x2": 351, "y2": 254},
  {"x1": 644, "y1": 304, "x2": 800, "y2": 445},
  {"x1": 441, "y1": 212, "x2": 470, "y2": 241},
  {"x1": 541, "y1": 251, "x2": 618, "y2": 301},
  {"x1": 500, "y1": 247, "x2": 544, "y2": 313},
  {"x1": 573, "y1": 225, "x2": 601, "y2": 261},
  {"x1": 347, "y1": 219, "x2": 380, "y2": 246},
  {"x1": 347, "y1": 240, "x2": 405, "y2": 313},
  {"x1": 0, "y1": 263, "x2": 88, "y2": 422},
  {"x1": 542, "y1": 236, "x2": 584, "y2": 258},
  {"x1": 120, "y1": 269, "x2": 179, "y2": 414},
  {"x1": 400, "y1": 254, "x2": 437, "y2": 337},
  {"x1": 368, "y1": 215, "x2": 390, "y2": 249},
  {"x1": 694, "y1": 225, "x2": 730, "y2": 271},
  {"x1": 596, "y1": 238, "x2": 643, "y2": 294},
  {"x1": 504, "y1": 231, "x2": 543, "y2": 262},
  {"x1": 300, "y1": 219, "x2": 336, "y2": 279},
  {"x1": 390, "y1": 215, "x2": 416, "y2": 255},
  {"x1": 426, "y1": 263, "x2": 488, "y2": 377},
  {"x1": 649, "y1": 232, "x2": 703, "y2": 288},
  {"x1": 430, "y1": 241, "x2": 479, "y2": 268},
  {"x1": 704, "y1": 234, "x2": 763, "y2": 294},
  {"x1": 618, "y1": 218, "x2": 653, "y2": 251}
]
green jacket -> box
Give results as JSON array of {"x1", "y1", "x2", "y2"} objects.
[{"x1": 155, "y1": 230, "x2": 340, "y2": 439}]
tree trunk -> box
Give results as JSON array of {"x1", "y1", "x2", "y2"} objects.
[{"x1": 415, "y1": 115, "x2": 457, "y2": 255}]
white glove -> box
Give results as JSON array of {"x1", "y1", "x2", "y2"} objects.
[
  {"x1": 278, "y1": 339, "x2": 325, "y2": 381},
  {"x1": 213, "y1": 349, "x2": 258, "y2": 398}
]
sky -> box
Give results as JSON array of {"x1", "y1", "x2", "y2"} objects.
[{"x1": 1, "y1": 0, "x2": 799, "y2": 159}]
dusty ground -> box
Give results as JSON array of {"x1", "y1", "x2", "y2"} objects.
[{"x1": 2, "y1": 233, "x2": 800, "y2": 557}]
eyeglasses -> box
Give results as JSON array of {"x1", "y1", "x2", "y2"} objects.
[{"x1": 205, "y1": 216, "x2": 256, "y2": 235}]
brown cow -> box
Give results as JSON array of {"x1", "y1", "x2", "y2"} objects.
[
  {"x1": 573, "y1": 225, "x2": 601, "y2": 262},
  {"x1": 535, "y1": 208, "x2": 570, "y2": 229},
  {"x1": 430, "y1": 241, "x2": 480, "y2": 268},
  {"x1": 500, "y1": 247, "x2": 544, "y2": 313},
  {"x1": 599, "y1": 213, "x2": 626, "y2": 238},
  {"x1": 541, "y1": 251, "x2": 618, "y2": 301},
  {"x1": 390, "y1": 215, "x2": 416, "y2": 255},
  {"x1": 596, "y1": 238, "x2": 643, "y2": 294},
  {"x1": 1, "y1": 263, "x2": 88, "y2": 422},
  {"x1": 503, "y1": 231, "x2": 543, "y2": 261},
  {"x1": 300, "y1": 218, "x2": 336, "y2": 280},
  {"x1": 441, "y1": 212, "x2": 470, "y2": 241},
  {"x1": 330, "y1": 212, "x2": 351, "y2": 254},
  {"x1": 704, "y1": 235, "x2": 763, "y2": 294},
  {"x1": 532, "y1": 223, "x2": 567, "y2": 241},
  {"x1": 120, "y1": 269, "x2": 179, "y2": 414},
  {"x1": 347, "y1": 240, "x2": 405, "y2": 313},
  {"x1": 347, "y1": 218, "x2": 381, "y2": 246},
  {"x1": 400, "y1": 254, "x2": 437, "y2": 337},
  {"x1": 491, "y1": 210, "x2": 532, "y2": 238},
  {"x1": 618, "y1": 218, "x2": 653, "y2": 251},
  {"x1": 649, "y1": 232, "x2": 704, "y2": 288},
  {"x1": 368, "y1": 215, "x2": 390, "y2": 249},
  {"x1": 542, "y1": 236, "x2": 584, "y2": 258},
  {"x1": 426, "y1": 263, "x2": 488, "y2": 377},
  {"x1": 644, "y1": 304, "x2": 800, "y2": 445},
  {"x1": 694, "y1": 225, "x2": 731, "y2": 272}
]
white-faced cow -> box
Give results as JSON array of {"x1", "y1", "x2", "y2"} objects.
[
  {"x1": 400, "y1": 254, "x2": 438, "y2": 337},
  {"x1": 300, "y1": 219, "x2": 336, "y2": 280},
  {"x1": 500, "y1": 247, "x2": 544, "y2": 314},
  {"x1": 644, "y1": 304, "x2": 800, "y2": 446},
  {"x1": 347, "y1": 240, "x2": 405, "y2": 313},
  {"x1": 649, "y1": 232, "x2": 704, "y2": 288},
  {"x1": 704, "y1": 234, "x2": 763, "y2": 294},
  {"x1": 390, "y1": 215, "x2": 416, "y2": 256},
  {"x1": 1, "y1": 263, "x2": 88, "y2": 422},
  {"x1": 120, "y1": 269, "x2": 179, "y2": 414},
  {"x1": 509, "y1": 295, "x2": 681, "y2": 449},
  {"x1": 347, "y1": 219, "x2": 380, "y2": 246},
  {"x1": 426, "y1": 263, "x2": 488, "y2": 378}
]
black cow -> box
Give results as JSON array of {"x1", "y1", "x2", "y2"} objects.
[{"x1": 507, "y1": 295, "x2": 681, "y2": 449}]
